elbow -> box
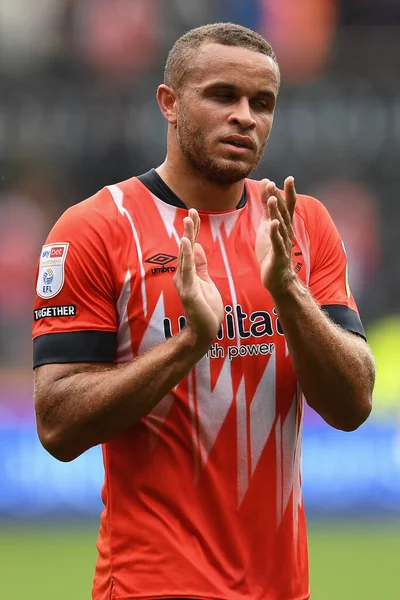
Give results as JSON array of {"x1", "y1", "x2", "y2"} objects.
[
  {"x1": 332, "y1": 396, "x2": 373, "y2": 432},
  {"x1": 37, "y1": 425, "x2": 82, "y2": 463}
]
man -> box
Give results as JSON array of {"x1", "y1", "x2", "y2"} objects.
[{"x1": 33, "y1": 23, "x2": 375, "y2": 600}]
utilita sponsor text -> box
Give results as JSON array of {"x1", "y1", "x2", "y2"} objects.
[{"x1": 163, "y1": 304, "x2": 282, "y2": 360}]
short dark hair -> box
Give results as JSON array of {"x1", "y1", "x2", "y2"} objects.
[{"x1": 164, "y1": 22, "x2": 279, "y2": 91}]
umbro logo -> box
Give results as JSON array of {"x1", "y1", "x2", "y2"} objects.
[
  {"x1": 145, "y1": 253, "x2": 177, "y2": 266},
  {"x1": 145, "y1": 253, "x2": 177, "y2": 275}
]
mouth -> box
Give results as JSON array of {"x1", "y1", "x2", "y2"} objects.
[
  {"x1": 222, "y1": 135, "x2": 254, "y2": 150},
  {"x1": 220, "y1": 134, "x2": 255, "y2": 157}
]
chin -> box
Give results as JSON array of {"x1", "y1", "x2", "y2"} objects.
[
  {"x1": 207, "y1": 160, "x2": 255, "y2": 185},
  {"x1": 182, "y1": 145, "x2": 258, "y2": 185}
]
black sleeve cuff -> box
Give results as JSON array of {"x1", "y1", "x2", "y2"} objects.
[
  {"x1": 33, "y1": 330, "x2": 117, "y2": 368},
  {"x1": 321, "y1": 304, "x2": 366, "y2": 340}
]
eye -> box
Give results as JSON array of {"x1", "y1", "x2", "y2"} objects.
[
  {"x1": 251, "y1": 99, "x2": 269, "y2": 109},
  {"x1": 213, "y1": 92, "x2": 234, "y2": 101}
]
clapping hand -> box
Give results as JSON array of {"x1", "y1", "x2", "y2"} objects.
[
  {"x1": 255, "y1": 177, "x2": 297, "y2": 297},
  {"x1": 174, "y1": 209, "x2": 224, "y2": 347}
]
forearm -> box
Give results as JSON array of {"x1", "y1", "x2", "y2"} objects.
[
  {"x1": 272, "y1": 278, "x2": 375, "y2": 431},
  {"x1": 35, "y1": 328, "x2": 209, "y2": 461}
]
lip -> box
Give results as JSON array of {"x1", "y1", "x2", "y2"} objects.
[
  {"x1": 221, "y1": 141, "x2": 253, "y2": 156},
  {"x1": 222, "y1": 134, "x2": 254, "y2": 150}
]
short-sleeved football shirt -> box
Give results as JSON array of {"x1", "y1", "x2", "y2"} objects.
[{"x1": 33, "y1": 170, "x2": 365, "y2": 600}]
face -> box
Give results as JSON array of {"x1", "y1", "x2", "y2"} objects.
[{"x1": 174, "y1": 43, "x2": 280, "y2": 185}]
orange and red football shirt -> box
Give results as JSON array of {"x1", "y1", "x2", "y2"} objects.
[{"x1": 33, "y1": 170, "x2": 365, "y2": 600}]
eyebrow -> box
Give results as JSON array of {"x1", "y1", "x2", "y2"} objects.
[{"x1": 202, "y1": 82, "x2": 276, "y2": 100}]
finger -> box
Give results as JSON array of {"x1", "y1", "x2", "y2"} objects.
[
  {"x1": 188, "y1": 208, "x2": 200, "y2": 242},
  {"x1": 178, "y1": 236, "x2": 195, "y2": 287},
  {"x1": 270, "y1": 219, "x2": 287, "y2": 257},
  {"x1": 183, "y1": 216, "x2": 195, "y2": 250},
  {"x1": 266, "y1": 180, "x2": 280, "y2": 203},
  {"x1": 268, "y1": 196, "x2": 287, "y2": 239},
  {"x1": 269, "y1": 196, "x2": 293, "y2": 253},
  {"x1": 260, "y1": 179, "x2": 271, "y2": 219},
  {"x1": 177, "y1": 234, "x2": 186, "y2": 276},
  {"x1": 284, "y1": 176, "x2": 297, "y2": 220},
  {"x1": 267, "y1": 181, "x2": 292, "y2": 230}
]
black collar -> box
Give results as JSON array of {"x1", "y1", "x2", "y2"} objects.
[{"x1": 137, "y1": 169, "x2": 247, "y2": 210}]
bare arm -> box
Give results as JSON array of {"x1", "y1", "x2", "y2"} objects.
[
  {"x1": 34, "y1": 210, "x2": 224, "y2": 461},
  {"x1": 35, "y1": 329, "x2": 209, "y2": 462},
  {"x1": 256, "y1": 178, "x2": 374, "y2": 431},
  {"x1": 272, "y1": 278, "x2": 374, "y2": 430}
]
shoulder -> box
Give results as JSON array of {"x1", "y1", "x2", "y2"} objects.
[
  {"x1": 294, "y1": 193, "x2": 330, "y2": 228},
  {"x1": 54, "y1": 176, "x2": 145, "y2": 235},
  {"x1": 58, "y1": 186, "x2": 117, "y2": 228},
  {"x1": 104, "y1": 176, "x2": 149, "y2": 208}
]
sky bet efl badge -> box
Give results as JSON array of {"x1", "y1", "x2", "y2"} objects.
[{"x1": 36, "y1": 243, "x2": 69, "y2": 299}]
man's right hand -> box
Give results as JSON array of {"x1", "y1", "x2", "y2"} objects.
[{"x1": 174, "y1": 209, "x2": 224, "y2": 348}]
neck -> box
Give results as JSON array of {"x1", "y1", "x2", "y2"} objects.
[{"x1": 156, "y1": 156, "x2": 245, "y2": 212}]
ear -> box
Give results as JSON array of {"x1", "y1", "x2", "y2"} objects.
[{"x1": 157, "y1": 84, "x2": 178, "y2": 126}]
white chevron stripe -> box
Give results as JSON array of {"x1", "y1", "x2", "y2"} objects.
[
  {"x1": 210, "y1": 215, "x2": 224, "y2": 242},
  {"x1": 194, "y1": 218, "x2": 241, "y2": 475},
  {"x1": 138, "y1": 292, "x2": 166, "y2": 355},
  {"x1": 116, "y1": 269, "x2": 133, "y2": 361},
  {"x1": 196, "y1": 355, "x2": 233, "y2": 468},
  {"x1": 275, "y1": 415, "x2": 282, "y2": 527},
  {"x1": 223, "y1": 212, "x2": 239, "y2": 237},
  {"x1": 293, "y1": 392, "x2": 304, "y2": 545},
  {"x1": 144, "y1": 391, "x2": 175, "y2": 444},
  {"x1": 236, "y1": 377, "x2": 248, "y2": 506},
  {"x1": 248, "y1": 190, "x2": 262, "y2": 234},
  {"x1": 141, "y1": 293, "x2": 175, "y2": 439},
  {"x1": 108, "y1": 184, "x2": 148, "y2": 316},
  {"x1": 282, "y1": 393, "x2": 297, "y2": 516},
  {"x1": 188, "y1": 370, "x2": 200, "y2": 480},
  {"x1": 250, "y1": 350, "x2": 276, "y2": 475},
  {"x1": 218, "y1": 233, "x2": 240, "y2": 347},
  {"x1": 209, "y1": 212, "x2": 239, "y2": 240},
  {"x1": 151, "y1": 194, "x2": 181, "y2": 246}
]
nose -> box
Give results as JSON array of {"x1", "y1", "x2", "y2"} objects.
[{"x1": 228, "y1": 97, "x2": 256, "y2": 130}]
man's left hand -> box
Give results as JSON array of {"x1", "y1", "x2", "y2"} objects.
[{"x1": 255, "y1": 177, "x2": 298, "y2": 297}]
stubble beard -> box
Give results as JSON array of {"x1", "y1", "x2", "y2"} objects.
[{"x1": 176, "y1": 109, "x2": 267, "y2": 186}]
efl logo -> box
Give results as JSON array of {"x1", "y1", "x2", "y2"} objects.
[
  {"x1": 37, "y1": 242, "x2": 69, "y2": 299},
  {"x1": 145, "y1": 253, "x2": 177, "y2": 266},
  {"x1": 50, "y1": 247, "x2": 65, "y2": 258}
]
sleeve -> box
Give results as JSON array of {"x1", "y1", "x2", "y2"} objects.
[
  {"x1": 33, "y1": 190, "x2": 121, "y2": 367},
  {"x1": 306, "y1": 198, "x2": 366, "y2": 340}
]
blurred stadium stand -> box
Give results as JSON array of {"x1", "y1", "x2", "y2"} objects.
[{"x1": 1, "y1": 0, "x2": 400, "y2": 519}]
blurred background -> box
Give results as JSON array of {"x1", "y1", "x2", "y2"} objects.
[{"x1": 1, "y1": 1, "x2": 400, "y2": 598}]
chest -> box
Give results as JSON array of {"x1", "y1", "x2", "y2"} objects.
[{"x1": 118, "y1": 209, "x2": 306, "y2": 360}]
